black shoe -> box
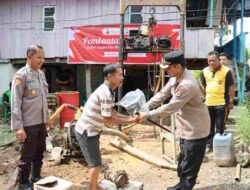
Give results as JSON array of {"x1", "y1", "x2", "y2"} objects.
[
  {"x1": 16, "y1": 182, "x2": 33, "y2": 190},
  {"x1": 30, "y1": 176, "x2": 42, "y2": 184},
  {"x1": 167, "y1": 182, "x2": 181, "y2": 190}
]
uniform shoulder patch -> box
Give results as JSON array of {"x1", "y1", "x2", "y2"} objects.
[
  {"x1": 13, "y1": 74, "x2": 23, "y2": 86},
  {"x1": 175, "y1": 86, "x2": 185, "y2": 97},
  {"x1": 14, "y1": 77, "x2": 22, "y2": 86}
]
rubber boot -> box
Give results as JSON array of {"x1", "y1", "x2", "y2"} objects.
[
  {"x1": 30, "y1": 166, "x2": 42, "y2": 184},
  {"x1": 166, "y1": 182, "x2": 181, "y2": 190}
]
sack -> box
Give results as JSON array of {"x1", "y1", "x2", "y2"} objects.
[{"x1": 116, "y1": 89, "x2": 148, "y2": 114}]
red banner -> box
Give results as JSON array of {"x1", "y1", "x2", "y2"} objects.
[{"x1": 68, "y1": 24, "x2": 180, "y2": 64}]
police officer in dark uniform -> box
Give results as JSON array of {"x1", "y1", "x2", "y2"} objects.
[
  {"x1": 11, "y1": 45, "x2": 49, "y2": 190},
  {"x1": 139, "y1": 51, "x2": 210, "y2": 190}
]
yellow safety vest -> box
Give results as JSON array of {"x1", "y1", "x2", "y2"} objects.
[{"x1": 203, "y1": 65, "x2": 230, "y2": 106}]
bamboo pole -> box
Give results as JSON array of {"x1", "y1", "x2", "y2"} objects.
[{"x1": 235, "y1": 164, "x2": 241, "y2": 182}]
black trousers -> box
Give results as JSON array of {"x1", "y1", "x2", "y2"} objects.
[
  {"x1": 18, "y1": 124, "x2": 47, "y2": 184},
  {"x1": 177, "y1": 137, "x2": 207, "y2": 189},
  {"x1": 207, "y1": 105, "x2": 226, "y2": 148}
]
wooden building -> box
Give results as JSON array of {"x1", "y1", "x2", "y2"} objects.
[{"x1": 0, "y1": 0, "x2": 214, "y2": 97}]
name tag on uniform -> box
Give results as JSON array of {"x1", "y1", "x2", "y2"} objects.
[
  {"x1": 27, "y1": 75, "x2": 33, "y2": 80},
  {"x1": 32, "y1": 89, "x2": 36, "y2": 95}
]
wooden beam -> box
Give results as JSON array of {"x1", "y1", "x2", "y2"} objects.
[
  {"x1": 110, "y1": 139, "x2": 177, "y2": 170},
  {"x1": 120, "y1": 0, "x2": 185, "y2": 13},
  {"x1": 85, "y1": 65, "x2": 92, "y2": 98}
]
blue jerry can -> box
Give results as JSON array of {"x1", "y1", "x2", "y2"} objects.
[{"x1": 213, "y1": 133, "x2": 235, "y2": 167}]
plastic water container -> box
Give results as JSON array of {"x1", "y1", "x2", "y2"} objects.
[{"x1": 213, "y1": 133, "x2": 235, "y2": 167}]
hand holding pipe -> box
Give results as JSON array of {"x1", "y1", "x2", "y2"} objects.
[
  {"x1": 147, "y1": 118, "x2": 172, "y2": 134},
  {"x1": 135, "y1": 112, "x2": 172, "y2": 133}
]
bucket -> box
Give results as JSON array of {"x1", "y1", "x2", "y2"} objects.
[{"x1": 56, "y1": 91, "x2": 80, "y2": 128}]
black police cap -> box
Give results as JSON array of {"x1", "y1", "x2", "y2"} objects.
[{"x1": 160, "y1": 51, "x2": 185, "y2": 69}]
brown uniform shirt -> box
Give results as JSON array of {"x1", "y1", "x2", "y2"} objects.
[{"x1": 147, "y1": 69, "x2": 210, "y2": 140}]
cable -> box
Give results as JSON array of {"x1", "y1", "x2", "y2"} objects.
[
  {"x1": 0, "y1": 6, "x2": 244, "y2": 26},
  {"x1": 1, "y1": 9, "x2": 246, "y2": 31},
  {"x1": 2, "y1": 15, "x2": 242, "y2": 31}
]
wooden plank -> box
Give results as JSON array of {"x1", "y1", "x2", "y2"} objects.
[
  {"x1": 33, "y1": 0, "x2": 46, "y2": 7},
  {"x1": 0, "y1": 29, "x2": 10, "y2": 58},
  {"x1": 62, "y1": 29, "x2": 69, "y2": 56},
  {"x1": 161, "y1": 6, "x2": 180, "y2": 24},
  {"x1": 21, "y1": 0, "x2": 32, "y2": 22},
  {"x1": 11, "y1": 0, "x2": 22, "y2": 23},
  {"x1": 185, "y1": 29, "x2": 199, "y2": 58},
  {"x1": 64, "y1": 0, "x2": 76, "y2": 21},
  {"x1": 76, "y1": 0, "x2": 89, "y2": 19},
  {"x1": 114, "y1": 0, "x2": 120, "y2": 24},
  {"x1": 88, "y1": 0, "x2": 102, "y2": 24},
  {"x1": 13, "y1": 23, "x2": 31, "y2": 58},
  {"x1": 45, "y1": 0, "x2": 56, "y2": 5},
  {"x1": 198, "y1": 29, "x2": 214, "y2": 58},
  {"x1": 101, "y1": 0, "x2": 117, "y2": 24},
  {"x1": 85, "y1": 65, "x2": 92, "y2": 97},
  {"x1": 30, "y1": 1, "x2": 41, "y2": 30},
  {"x1": 54, "y1": 0, "x2": 64, "y2": 57},
  {"x1": 110, "y1": 139, "x2": 177, "y2": 170},
  {"x1": 42, "y1": 34, "x2": 56, "y2": 58},
  {"x1": 0, "y1": 0, "x2": 1, "y2": 25},
  {"x1": 1, "y1": 0, "x2": 11, "y2": 24},
  {"x1": 184, "y1": 29, "x2": 191, "y2": 58}
]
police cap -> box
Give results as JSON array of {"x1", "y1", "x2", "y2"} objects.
[{"x1": 160, "y1": 51, "x2": 185, "y2": 69}]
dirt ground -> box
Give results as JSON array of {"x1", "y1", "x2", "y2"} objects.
[{"x1": 0, "y1": 124, "x2": 250, "y2": 190}]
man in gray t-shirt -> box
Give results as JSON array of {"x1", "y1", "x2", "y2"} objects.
[{"x1": 75, "y1": 64, "x2": 138, "y2": 190}]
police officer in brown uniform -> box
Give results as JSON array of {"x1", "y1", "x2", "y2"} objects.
[
  {"x1": 139, "y1": 51, "x2": 210, "y2": 190},
  {"x1": 11, "y1": 45, "x2": 49, "y2": 190}
]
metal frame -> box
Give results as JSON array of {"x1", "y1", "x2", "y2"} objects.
[
  {"x1": 232, "y1": 0, "x2": 247, "y2": 103},
  {"x1": 118, "y1": 0, "x2": 186, "y2": 165}
]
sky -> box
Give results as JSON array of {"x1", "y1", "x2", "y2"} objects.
[{"x1": 240, "y1": 17, "x2": 250, "y2": 50}]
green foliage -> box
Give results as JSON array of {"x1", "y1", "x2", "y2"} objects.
[
  {"x1": 192, "y1": 70, "x2": 201, "y2": 82},
  {"x1": 236, "y1": 98, "x2": 250, "y2": 146}
]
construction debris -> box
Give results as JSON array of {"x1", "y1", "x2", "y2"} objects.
[
  {"x1": 235, "y1": 144, "x2": 250, "y2": 168},
  {"x1": 48, "y1": 147, "x2": 63, "y2": 165},
  {"x1": 99, "y1": 180, "x2": 143, "y2": 190},
  {"x1": 34, "y1": 176, "x2": 73, "y2": 190},
  {"x1": 104, "y1": 170, "x2": 129, "y2": 188}
]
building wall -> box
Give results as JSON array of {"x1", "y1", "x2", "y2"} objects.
[
  {"x1": 0, "y1": 0, "x2": 214, "y2": 60},
  {"x1": 185, "y1": 28, "x2": 214, "y2": 59},
  {"x1": 0, "y1": 63, "x2": 17, "y2": 96}
]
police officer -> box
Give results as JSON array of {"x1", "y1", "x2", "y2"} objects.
[
  {"x1": 139, "y1": 51, "x2": 210, "y2": 190},
  {"x1": 11, "y1": 45, "x2": 49, "y2": 190}
]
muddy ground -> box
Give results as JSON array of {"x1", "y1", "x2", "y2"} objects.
[{"x1": 0, "y1": 124, "x2": 250, "y2": 190}]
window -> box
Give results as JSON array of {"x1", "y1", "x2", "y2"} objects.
[
  {"x1": 43, "y1": 6, "x2": 56, "y2": 32},
  {"x1": 125, "y1": 6, "x2": 143, "y2": 24},
  {"x1": 186, "y1": 0, "x2": 208, "y2": 27}
]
